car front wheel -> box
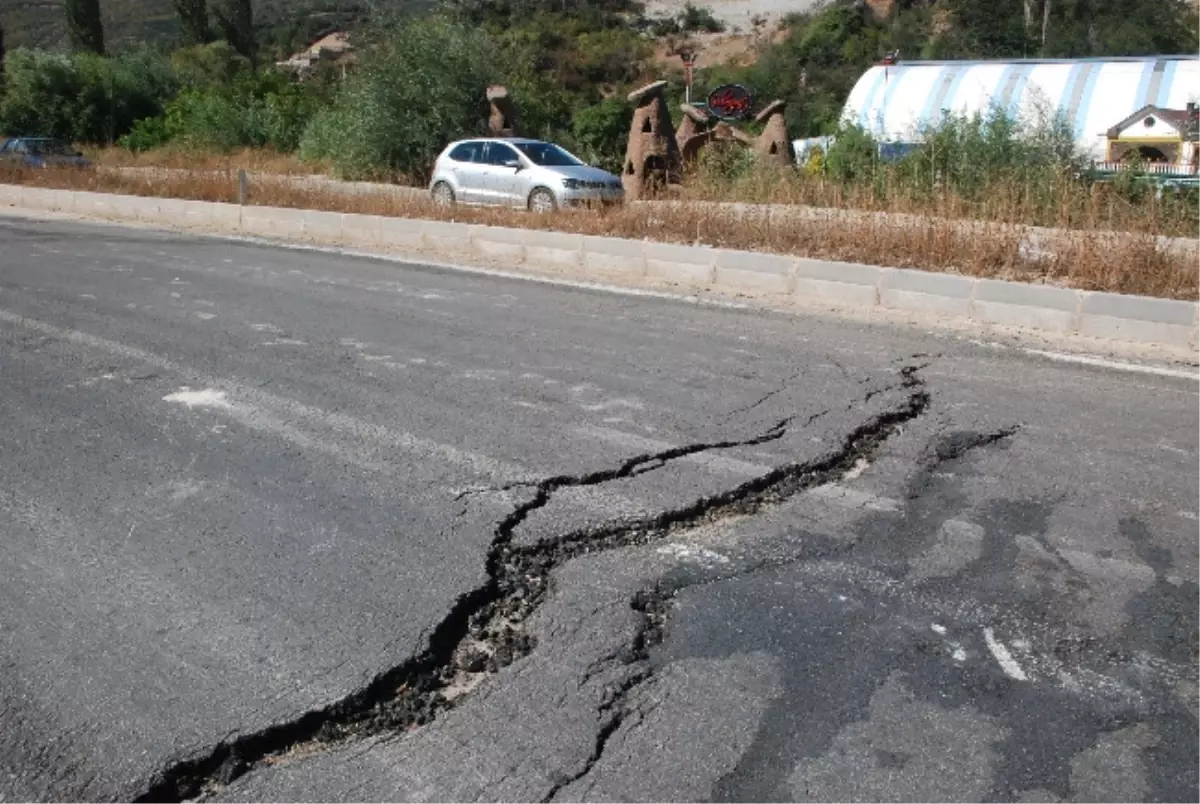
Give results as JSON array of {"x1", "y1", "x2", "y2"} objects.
[{"x1": 528, "y1": 188, "x2": 557, "y2": 214}]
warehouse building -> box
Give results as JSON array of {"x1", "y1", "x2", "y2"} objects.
[{"x1": 799, "y1": 55, "x2": 1200, "y2": 169}]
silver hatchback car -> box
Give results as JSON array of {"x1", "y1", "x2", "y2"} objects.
[{"x1": 429, "y1": 138, "x2": 624, "y2": 212}]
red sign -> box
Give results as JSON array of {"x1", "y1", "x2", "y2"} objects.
[{"x1": 706, "y1": 84, "x2": 754, "y2": 121}]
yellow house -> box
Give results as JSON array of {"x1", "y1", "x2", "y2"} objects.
[{"x1": 1104, "y1": 103, "x2": 1199, "y2": 170}]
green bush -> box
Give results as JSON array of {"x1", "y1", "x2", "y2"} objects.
[
  {"x1": 895, "y1": 109, "x2": 1084, "y2": 200},
  {"x1": 299, "y1": 16, "x2": 499, "y2": 181},
  {"x1": 0, "y1": 47, "x2": 176, "y2": 144},
  {"x1": 822, "y1": 124, "x2": 879, "y2": 184},
  {"x1": 124, "y1": 69, "x2": 323, "y2": 153},
  {"x1": 569, "y1": 94, "x2": 630, "y2": 172}
]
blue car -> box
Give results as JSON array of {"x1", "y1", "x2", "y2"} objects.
[{"x1": 0, "y1": 137, "x2": 92, "y2": 169}]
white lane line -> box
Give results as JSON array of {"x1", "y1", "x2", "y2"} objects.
[
  {"x1": 162, "y1": 387, "x2": 231, "y2": 408},
  {"x1": 0, "y1": 309, "x2": 533, "y2": 486},
  {"x1": 1022, "y1": 349, "x2": 1199, "y2": 381},
  {"x1": 982, "y1": 627, "x2": 1028, "y2": 681}
]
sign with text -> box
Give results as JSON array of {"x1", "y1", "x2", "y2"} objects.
[{"x1": 706, "y1": 84, "x2": 754, "y2": 121}]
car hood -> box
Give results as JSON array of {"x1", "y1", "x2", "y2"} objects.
[{"x1": 542, "y1": 164, "x2": 620, "y2": 183}]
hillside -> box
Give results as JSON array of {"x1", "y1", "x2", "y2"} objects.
[{"x1": 0, "y1": 0, "x2": 431, "y2": 54}]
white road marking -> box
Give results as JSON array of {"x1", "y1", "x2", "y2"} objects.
[
  {"x1": 0, "y1": 310, "x2": 536, "y2": 486},
  {"x1": 983, "y1": 627, "x2": 1028, "y2": 681},
  {"x1": 1022, "y1": 349, "x2": 1198, "y2": 381},
  {"x1": 162, "y1": 387, "x2": 231, "y2": 409},
  {"x1": 952, "y1": 646, "x2": 967, "y2": 662},
  {"x1": 261, "y1": 338, "x2": 308, "y2": 346},
  {"x1": 194, "y1": 312, "x2": 217, "y2": 320},
  {"x1": 931, "y1": 623, "x2": 947, "y2": 635}
]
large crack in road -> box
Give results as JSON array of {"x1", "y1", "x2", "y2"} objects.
[{"x1": 135, "y1": 361, "x2": 933, "y2": 803}]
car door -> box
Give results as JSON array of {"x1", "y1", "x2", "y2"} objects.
[
  {"x1": 483, "y1": 142, "x2": 527, "y2": 207},
  {"x1": 444, "y1": 141, "x2": 488, "y2": 204},
  {"x1": 0, "y1": 139, "x2": 22, "y2": 165}
]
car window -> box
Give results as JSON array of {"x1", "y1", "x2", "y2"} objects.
[
  {"x1": 448, "y1": 142, "x2": 482, "y2": 163},
  {"x1": 0, "y1": 141, "x2": 11, "y2": 153},
  {"x1": 12, "y1": 141, "x2": 28, "y2": 154},
  {"x1": 28, "y1": 140, "x2": 74, "y2": 156},
  {"x1": 513, "y1": 142, "x2": 583, "y2": 167},
  {"x1": 484, "y1": 142, "x2": 520, "y2": 166}
]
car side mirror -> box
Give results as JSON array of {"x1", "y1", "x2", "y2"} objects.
[{"x1": 504, "y1": 159, "x2": 521, "y2": 171}]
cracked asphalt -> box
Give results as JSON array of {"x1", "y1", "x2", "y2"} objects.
[{"x1": 0, "y1": 215, "x2": 1196, "y2": 803}]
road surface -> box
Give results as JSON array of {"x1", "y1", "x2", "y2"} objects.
[{"x1": 0, "y1": 215, "x2": 1196, "y2": 803}]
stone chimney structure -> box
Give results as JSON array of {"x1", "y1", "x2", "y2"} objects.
[
  {"x1": 487, "y1": 85, "x2": 519, "y2": 138},
  {"x1": 753, "y1": 100, "x2": 794, "y2": 166},
  {"x1": 622, "y1": 81, "x2": 682, "y2": 200}
]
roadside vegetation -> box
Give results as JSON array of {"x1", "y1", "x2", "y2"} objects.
[
  {"x1": 0, "y1": 0, "x2": 1196, "y2": 297},
  {"x1": 3, "y1": 160, "x2": 1196, "y2": 301}
]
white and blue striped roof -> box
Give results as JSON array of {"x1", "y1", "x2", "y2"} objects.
[{"x1": 842, "y1": 56, "x2": 1200, "y2": 160}]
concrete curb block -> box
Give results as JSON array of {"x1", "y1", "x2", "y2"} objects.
[
  {"x1": 523, "y1": 230, "x2": 583, "y2": 269},
  {"x1": 1, "y1": 185, "x2": 1195, "y2": 355},
  {"x1": 971, "y1": 278, "x2": 1079, "y2": 334},
  {"x1": 715, "y1": 250, "x2": 794, "y2": 296},
  {"x1": 582, "y1": 236, "x2": 646, "y2": 278},
  {"x1": 470, "y1": 225, "x2": 526, "y2": 262},
  {"x1": 879, "y1": 269, "x2": 975, "y2": 318},
  {"x1": 1078, "y1": 292, "x2": 1198, "y2": 349},
  {"x1": 645, "y1": 242, "x2": 716, "y2": 286}
]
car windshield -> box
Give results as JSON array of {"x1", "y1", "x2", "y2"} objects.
[
  {"x1": 26, "y1": 140, "x2": 75, "y2": 156},
  {"x1": 513, "y1": 142, "x2": 582, "y2": 167}
]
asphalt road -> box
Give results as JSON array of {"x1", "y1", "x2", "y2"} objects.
[{"x1": 0, "y1": 215, "x2": 1196, "y2": 803}]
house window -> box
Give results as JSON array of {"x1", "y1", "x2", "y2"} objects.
[{"x1": 1143, "y1": 116, "x2": 1156, "y2": 128}]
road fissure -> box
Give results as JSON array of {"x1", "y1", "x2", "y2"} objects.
[{"x1": 135, "y1": 362, "x2": 933, "y2": 803}]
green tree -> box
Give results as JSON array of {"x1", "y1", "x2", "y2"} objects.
[
  {"x1": 170, "y1": 40, "x2": 251, "y2": 87},
  {"x1": 0, "y1": 23, "x2": 7, "y2": 90},
  {"x1": 213, "y1": 0, "x2": 256, "y2": 67},
  {"x1": 299, "y1": 15, "x2": 498, "y2": 180},
  {"x1": 174, "y1": 0, "x2": 213, "y2": 47},
  {"x1": 65, "y1": 0, "x2": 106, "y2": 55},
  {"x1": 0, "y1": 48, "x2": 176, "y2": 143},
  {"x1": 570, "y1": 94, "x2": 630, "y2": 172}
]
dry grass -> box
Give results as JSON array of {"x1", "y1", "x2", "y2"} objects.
[
  {"x1": 85, "y1": 146, "x2": 324, "y2": 176},
  {"x1": 679, "y1": 162, "x2": 1200, "y2": 239},
  {"x1": 4, "y1": 164, "x2": 1197, "y2": 300}
]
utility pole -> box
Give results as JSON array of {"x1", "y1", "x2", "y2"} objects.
[{"x1": 680, "y1": 50, "x2": 697, "y2": 105}]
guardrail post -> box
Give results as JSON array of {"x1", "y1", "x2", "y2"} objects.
[{"x1": 237, "y1": 169, "x2": 249, "y2": 205}]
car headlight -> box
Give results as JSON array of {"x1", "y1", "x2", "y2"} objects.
[{"x1": 561, "y1": 178, "x2": 582, "y2": 190}]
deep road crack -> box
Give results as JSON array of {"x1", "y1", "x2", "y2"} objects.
[{"x1": 134, "y1": 361, "x2": 933, "y2": 803}]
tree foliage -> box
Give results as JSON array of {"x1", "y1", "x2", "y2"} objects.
[
  {"x1": 173, "y1": 0, "x2": 213, "y2": 47},
  {"x1": 0, "y1": 48, "x2": 176, "y2": 142},
  {"x1": 299, "y1": 15, "x2": 498, "y2": 179},
  {"x1": 65, "y1": 0, "x2": 105, "y2": 55},
  {"x1": 122, "y1": 68, "x2": 324, "y2": 151},
  {"x1": 212, "y1": 0, "x2": 256, "y2": 66},
  {"x1": 928, "y1": 0, "x2": 1198, "y2": 58}
]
